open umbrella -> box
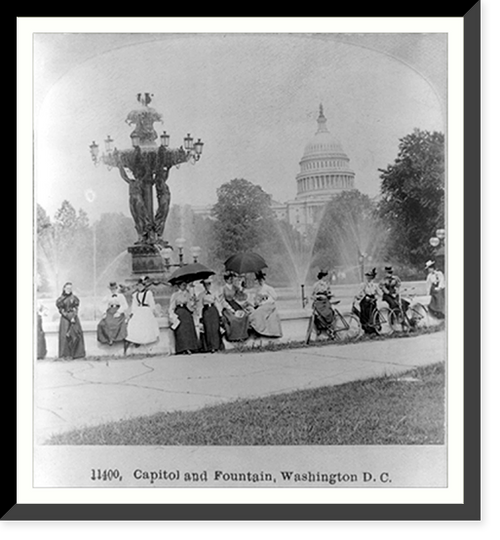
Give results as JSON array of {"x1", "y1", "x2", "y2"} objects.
[
  {"x1": 224, "y1": 252, "x2": 268, "y2": 274},
  {"x1": 167, "y1": 262, "x2": 215, "y2": 285}
]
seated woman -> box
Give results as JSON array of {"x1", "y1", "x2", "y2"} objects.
[
  {"x1": 125, "y1": 277, "x2": 160, "y2": 352},
  {"x1": 248, "y1": 271, "x2": 283, "y2": 338},
  {"x1": 197, "y1": 278, "x2": 224, "y2": 353},
  {"x1": 169, "y1": 280, "x2": 200, "y2": 355},
  {"x1": 97, "y1": 281, "x2": 128, "y2": 346},
  {"x1": 220, "y1": 272, "x2": 250, "y2": 342},
  {"x1": 311, "y1": 270, "x2": 337, "y2": 337}
]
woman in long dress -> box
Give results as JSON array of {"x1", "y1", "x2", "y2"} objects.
[
  {"x1": 220, "y1": 272, "x2": 250, "y2": 342},
  {"x1": 248, "y1": 271, "x2": 282, "y2": 338},
  {"x1": 55, "y1": 282, "x2": 86, "y2": 359},
  {"x1": 37, "y1": 303, "x2": 47, "y2": 360},
  {"x1": 124, "y1": 277, "x2": 159, "y2": 352},
  {"x1": 197, "y1": 278, "x2": 224, "y2": 353},
  {"x1": 311, "y1": 270, "x2": 337, "y2": 336},
  {"x1": 169, "y1": 280, "x2": 200, "y2": 355},
  {"x1": 354, "y1": 268, "x2": 381, "y2": 334},
  {"x1": 425, "y1": 260, "x2": 445, "y2": 319},
  {"x1": 97, "y1": 281, "x2": 128, "y2": 346}
]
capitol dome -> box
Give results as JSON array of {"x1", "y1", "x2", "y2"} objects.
[{"x1": 295, "y1": 104, "x2": 355, "y2": 200}]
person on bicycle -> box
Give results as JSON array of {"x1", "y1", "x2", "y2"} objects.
[
  {"x1": 354, "y1": 268, "x2": 381, "y2": 334},
  {"x1": 425, "y1": 260, "x2": 445, "y2": 319},
  {"x1": 311, "y1": 270, "x2": 338, "y2": 337},
  {"x1": 379, "y1": 265, "x2": 409, "y2": 314}
]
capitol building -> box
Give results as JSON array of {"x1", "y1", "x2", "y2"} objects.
[
  {"x1": 272, "y1": 104, "x2": 355, "y2": 235},
  {"x1": 192, "y1": 105, "x2": 356, "y2": 233}
]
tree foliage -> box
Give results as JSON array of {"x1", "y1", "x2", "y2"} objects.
[
  {"x1": 37, "y1": 201, "x2": 91, "y2": 293},
  {"x1": 377, "y1": 129, "x2": 445, "y2": 267},
  {"x1": 211, "y1": 178, "x2": 275, "y2": 261},
  {"x1": 37, "y1": 201, "x2": 137, "y2": 294}
]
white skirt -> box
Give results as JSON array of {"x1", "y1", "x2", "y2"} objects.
[{"x1": 126, "y1": 306, "x2": 160, "y2": 344}]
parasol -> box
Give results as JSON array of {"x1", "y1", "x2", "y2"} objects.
[
  {"x1": 224, "y1": 252, "x2": 268, "y2": 274},
  {"x1": 167, "y1": 262, "x2": 215, "y2": 285}
]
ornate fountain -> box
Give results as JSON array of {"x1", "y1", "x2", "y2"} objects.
[{"x1": 89, "y1": 93, "x2": 204, "y2": 278}]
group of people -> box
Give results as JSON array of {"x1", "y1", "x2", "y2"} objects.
[
  {"x1": 169, "y1": 270, "x2": 283, "y2": 355},
  {"x1": 43, "y1": 260, "x2": 444, "y2": 359},
  {"x1": 311, "y1": 260, "x2": 446, "y2": 337},
  {"x1": 50, "y1": 270, "x2": 283, "y2": 360}
]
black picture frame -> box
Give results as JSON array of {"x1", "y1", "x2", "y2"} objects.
[{"x1": 9, "y1": 4, "x2": 480, "y2": 522}]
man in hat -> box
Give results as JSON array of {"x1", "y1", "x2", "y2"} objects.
[{"x1": 425, "y1": 260, "x2": 445, "y2": 319}]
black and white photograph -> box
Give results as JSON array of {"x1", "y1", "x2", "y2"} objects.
[{"x1": 14, "y1": 13, "x2": 478, "y2": 517}]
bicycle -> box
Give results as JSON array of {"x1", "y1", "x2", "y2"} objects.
[
  {"x1": 352, "y1": 300, "x2": 392, "y2": 336},
  {"x1": 305, "y1": 300, "x2": 362, "y2": 344},
  {"x1": 383, "y1": 288, "x2": 430, "y2": 333}
]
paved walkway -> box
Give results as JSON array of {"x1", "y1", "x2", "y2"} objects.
[{"x1": 35, "y1": 331, "x2": 445, "y2": 444}]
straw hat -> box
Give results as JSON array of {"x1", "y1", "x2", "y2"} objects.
[{"x1": 365, "y1": 268, "x2": 377, "y2": 278}]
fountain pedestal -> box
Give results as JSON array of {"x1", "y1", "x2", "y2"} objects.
[
  {"x1": 125, "y1": 244, "x2": 173, "y2": 314},
  {"x1": 127, "y1": 244, "x2": 166, "y2": 277}
]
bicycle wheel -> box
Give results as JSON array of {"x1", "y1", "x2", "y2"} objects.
[
  {"x1": 334, "y1": 312, "x2": 362, "y2": 341},
  {"x1": 378, "y1": 307, "x2": 395, "y2": 335},
  {"x1": 387, "y1": 307, "x2": 410, "y2": 333},
  {"x1": 409, "y1": 303, "x2": 430, "y2": 329}
]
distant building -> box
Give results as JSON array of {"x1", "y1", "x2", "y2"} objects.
[
  {"x1": 272, "y1": 104, "x2": 356, "y2": 235},
  {"x1": 190, "y1": 205, "x2": 213, "y2": 220},
  {"x1": 193, "y1": 105, "x2": 356, "y2": 231}
]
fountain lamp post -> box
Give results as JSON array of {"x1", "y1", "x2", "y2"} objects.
[
  {"x1": 89, "y1": 93, "x2": 204, "y2": 278},
  {"x1": 159, "y1": 238, "x2": 202, "y2": 270},
  {"x1": 358, "y1": 252, "x2": 373, "y2": 281}
]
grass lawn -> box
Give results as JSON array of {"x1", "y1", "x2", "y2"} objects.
[{"x1": 46, "y1": 362, "x2": 445, "y2": 446}]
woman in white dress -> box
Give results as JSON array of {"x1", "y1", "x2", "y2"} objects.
[
  {"x1": 124, "y1": 277, "x2": 159, "y2": 353},
  {"x1": 248, "y1": 271, "x2": 283, "y2": 338}
]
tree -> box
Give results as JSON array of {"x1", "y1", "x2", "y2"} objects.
[
  {"x1": 377, "y1": 129, "x2": 445, "y2": 267},
  {"x1": 211, "y1": 178, "x2": 275, "y2": 261},
  {"x1": 37, "y1": 201, "x2": 92, "y2": 294}
]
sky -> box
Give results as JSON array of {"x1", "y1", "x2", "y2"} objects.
[{"x1": 34, "y1": 32, "x2": 446, "y2": 223}]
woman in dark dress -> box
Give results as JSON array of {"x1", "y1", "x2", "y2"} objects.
[
  {"x1": 354, "y1": 269, "x2": 381, "y2": 335},
  {"x1": 220, "y1": 272, "x2": 250, "y2": 342},
  {"x1": 97, "y1": 281, "x2": 128, "y2": 346},
  {"x1": 169, "y1": 280, "x2": 200, "y2": 355},
  {"x1": 198, "y1": 278, "x2": 224, "y2": 353},
  {"x1": 425, "y1": 260, "x2": 445, "y2": 319},
  {"x1": 55, "y1": 282, "x2": 86, "y2": 359},
  {"x1": 311, "y1": 270, "x2": 337, "y2": 336}
]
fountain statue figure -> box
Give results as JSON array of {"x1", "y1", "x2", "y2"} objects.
[{"x1": 92, "y1": 94, "x2": 204, "y2": 276}]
